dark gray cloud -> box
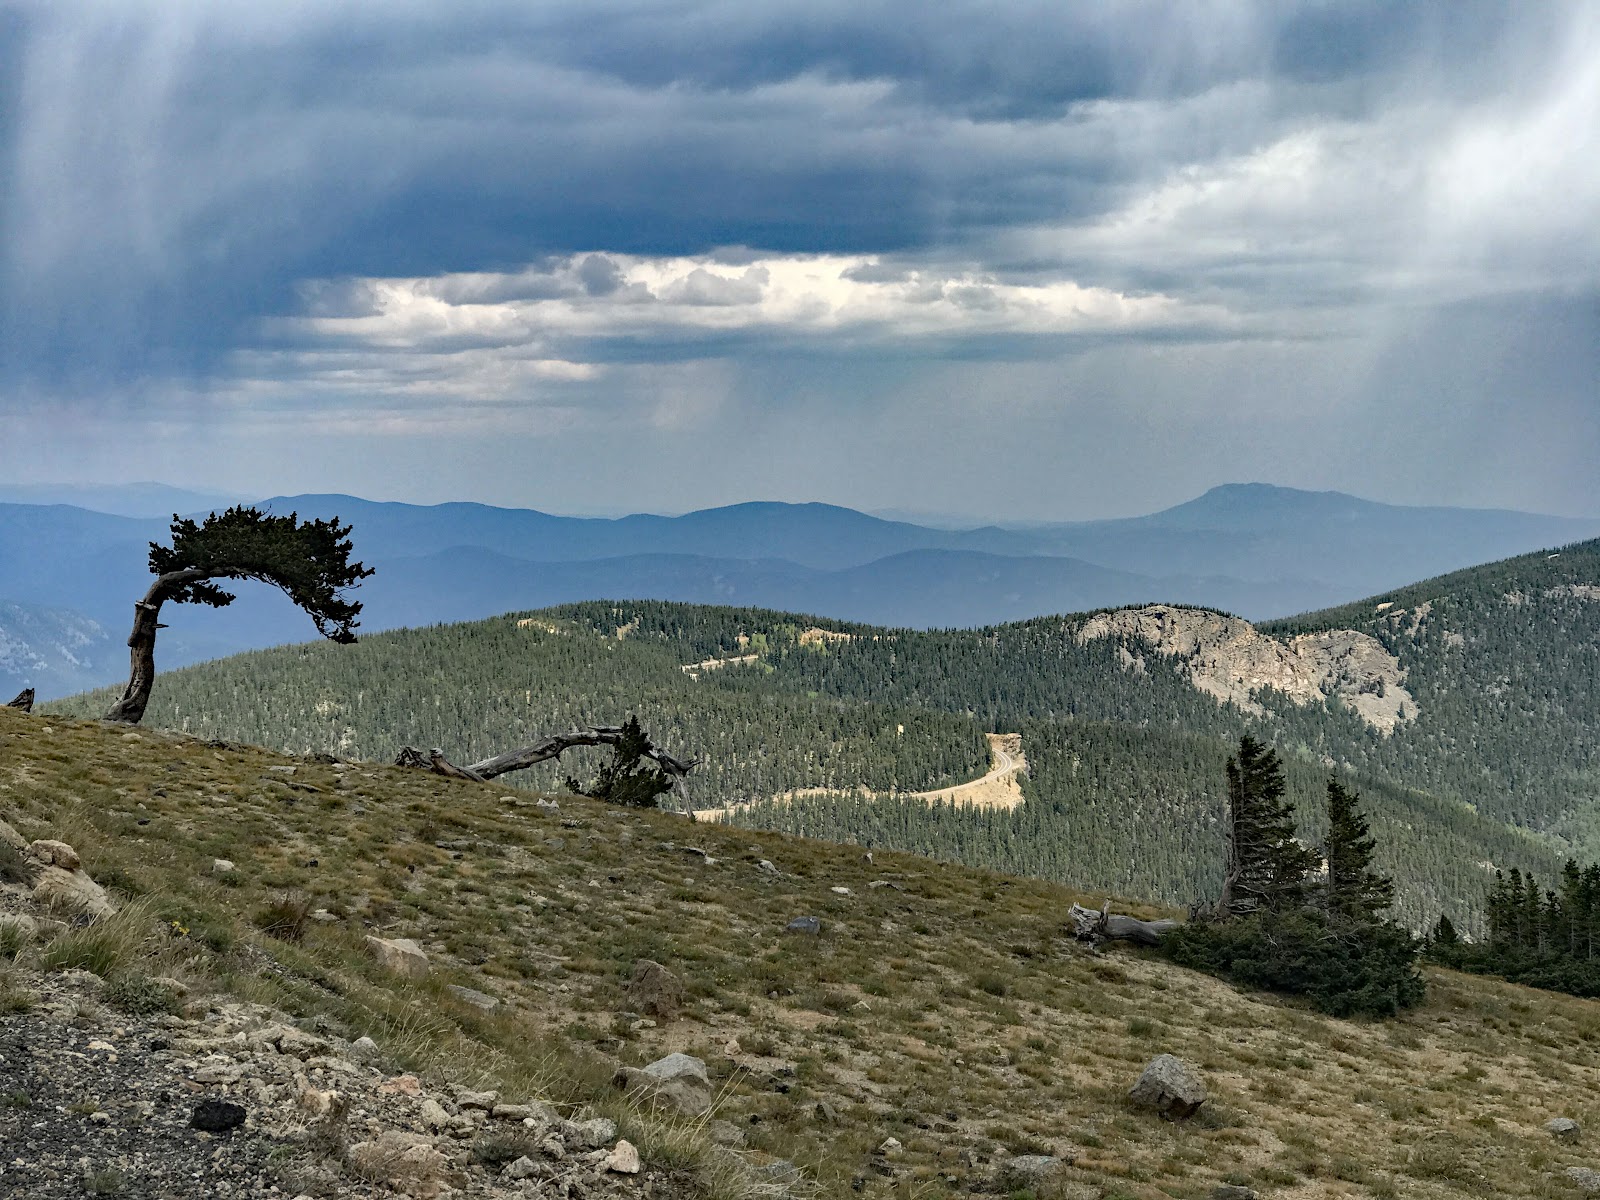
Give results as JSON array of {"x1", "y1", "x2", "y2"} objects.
[{"x1": 0, "y1": 1, "x2": 1595, "y2": 519}]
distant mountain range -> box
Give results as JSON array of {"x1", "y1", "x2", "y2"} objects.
[{"x1": 4, "y1": 482, "x2": 1598, "y2": 699}]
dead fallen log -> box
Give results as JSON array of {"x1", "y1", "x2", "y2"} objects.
[
  {"x1": 396, "y1": 726, "x2": 698, "y2": 784},
  {"x1": 5, "y1": 689, "x2": 34, "y2": 713},
  {"x1": 1069, "y1": 901, "x2": 1181, "y2": 946}
]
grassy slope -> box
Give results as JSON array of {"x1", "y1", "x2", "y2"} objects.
[{"x1": 4, "y1": 705, "x2": 1600, "y2": 1200}]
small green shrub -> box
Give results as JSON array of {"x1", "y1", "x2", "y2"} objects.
[{"x1": 103, "y1": 972, "x2": 181, "y2": 1015}]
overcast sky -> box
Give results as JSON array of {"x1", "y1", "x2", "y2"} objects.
[{"x1": 2, "y1": 1, "x2": 1596, "y2": 520}]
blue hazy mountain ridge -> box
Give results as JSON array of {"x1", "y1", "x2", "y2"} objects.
[
  {"x1": 0, "y1": 483, "x2": 246, "y2": 518},
  {"x1": 358, "y1": 546, "x2": 1321, "y2": 632},
  {"x1": 2, "y1": 484, "x2": 1597, "y2": 700}
]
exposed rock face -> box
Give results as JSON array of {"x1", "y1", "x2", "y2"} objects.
[
  {"x1": 1076, "y1": 605, "x2": 1413, "y2": 733},
  {"x1": 1129, "y1": 1053, "x2": 1207, "y2": 1121}
]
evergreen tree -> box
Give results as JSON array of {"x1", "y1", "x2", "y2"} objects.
[
  {"x1": 565, "y1": 715, "x2": 675, "y2": 808},
  {"x1": 1431, "y1": 913, "x2": 1459, "y2": 946},
  {"x1": 104, "y1": 506, "x2": 372, "y2": 724},
  {"x1": 1219, "y1": 735, "x2": 1318, "y2": 917},
  {"x1": 1323, "y1": 777, "x2": 1394, "y2": 922}
]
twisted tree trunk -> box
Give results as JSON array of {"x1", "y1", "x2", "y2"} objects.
[
  {"x1": 5, "y1": 689, "x2": 34, "y2": 713},
  {"x1": 104, "y1": 567, "x2": 208, "y2": 725}
]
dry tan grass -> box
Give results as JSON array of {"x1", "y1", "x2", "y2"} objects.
[{"x1": 1, "y1": 705, "x2": 1597, "y2": 1199}]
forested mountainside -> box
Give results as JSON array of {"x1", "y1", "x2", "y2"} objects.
[{"x1": 58, "y1": 540, "x2": 1600, "y2": 930}]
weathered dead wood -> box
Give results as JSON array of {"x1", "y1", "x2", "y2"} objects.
[
  {"x1": 396, "y1": 726, "x2": 699, "y2": 784},
  {"x1": 6, "y1": 689, "x2": 34, "y2": 713},
  {"x1": 1069, "y1": 901, "x2": 1181, "y2": 946}
]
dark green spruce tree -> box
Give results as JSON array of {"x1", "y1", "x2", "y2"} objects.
[
  {"x1": 1164, "y1": 737, "x2": 1423, "y2": 1018},
  {"x1": 1323, "y1": 778, "x2": 1395, "y2": 922},
  {"x1": 1218, "y1": 735, "x2": 1318, "y2": 916}
]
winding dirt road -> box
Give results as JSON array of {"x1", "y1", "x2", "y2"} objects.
[{"x1": 692, "y1": 732, "x2": 1026, "y2": 822}]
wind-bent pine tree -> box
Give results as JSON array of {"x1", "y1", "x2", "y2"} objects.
[
  {"x1": 1323, "y1": 777, "x2": 1395, "y2": 922},
  {"x1": 1217, "y1": 735, "x2": 1318, "y2": 917},
  {"x1": 104, "y1": 507, "x2": 373, "y2": 725}
]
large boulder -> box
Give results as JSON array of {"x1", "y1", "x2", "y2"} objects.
[
  {"x1": 1567, "y1": 1167, "x2": 1600, "y2": 1196},
  {"x1": 364, "y1": 936, "x2": 430, "y2": 980},
  {"x1": 1546, "y1": 1117, "x2": 1582, "y2": 1143},
  {"x1": 615, "y1": 1052, "x2": 714, "y2": 1116},
  {"x1": 997, "y1": 1155, "x2": 1067, "y2": 1190},
  {"x1": 1129, "y1": 1054, "x2": 1207, "y2": 1121},
  {"x1": 24, "y1": 838, "x2": 115, "y2": 920},
  {"x1": 626, "y1": 959, "x2": 685, "y2": 1020}
]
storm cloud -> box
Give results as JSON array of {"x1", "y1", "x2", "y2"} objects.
[{"x1": 1, "y1": 1, "x2": 1595, "y2": 519}]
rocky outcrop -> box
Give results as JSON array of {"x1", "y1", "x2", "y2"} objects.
[{"x1": 1077, "y1": 605, "x2": 1413, "y2": 733}]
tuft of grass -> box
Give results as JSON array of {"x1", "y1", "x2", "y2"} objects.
[
  {"x1": 253, "y1": 894, "x2": 313, "y2": 942},
  {"x1": 37, "y1": 901, "x2": 156, "y2": 979},
  {"x1": 0, "y1": 921, "x2": 28, "y2": 962},
  {"x1": 82, "y1": 1167, "x2": 127, "y2": 1196}
]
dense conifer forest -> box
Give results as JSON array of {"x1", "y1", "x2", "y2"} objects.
[{"x1": 53, "y1": 539, "x2": 1600, "y2": 931}]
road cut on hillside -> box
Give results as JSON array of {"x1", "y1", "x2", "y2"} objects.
[{"x1": 692, "y1": 732, "x2": 1026, "y2": 822}]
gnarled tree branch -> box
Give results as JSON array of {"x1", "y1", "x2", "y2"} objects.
[
  {"x1": 397, "y1": 726, "x2": 699, "y2": 783},
  {"x1": 6, "y1": 689, "x2": 34, "y2": 713}
]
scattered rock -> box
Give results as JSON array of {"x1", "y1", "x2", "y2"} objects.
[
  {"x1": 1569, "y1": 1168, "x2": 1600, "y2": 1197},
  {"x1": 568, "y1": 1116, "x2": 618, "y2": 1148},
  {"x1": 605, "y1": 1139, "x2": 642, "y2": 1174},
  {"x1": 785, "y1": 916, "x2": 822, "y2": 935},
  {"x1": 756, "y1": 860, "x2": 779, "y2": 874},
  {"x1": 364, "y1": 935, "x2": 430, "y2": 979},
  {"x1": 347, "y1": 1130, "x2": 449, "y2": 1195},
  {"x1": 455, "y1": 1088, "x2": 498, "y2": 1110},
  {"x1": 27, "y1": 839, "x2": 80, "y2": 870},
  {"x1": 190, "y1": 1098, "x2": 247, "y2": 1132},
  {"x1": 212, "y1": 858, "x2": 236, "y2": 873},
  {"x1": 642, "y1": 1052, "x2": 710, "y2": 1087},
  {"x1": 708, "y1": 1120, "x2": 747, "y2": 1147},
  {"x1": 877, "y1": 1137, "x2": 902, "y2": 1156},
  {"x1": 1547, "y1": 1117, "x2": 1582, "y2": 1142},
  {"x1": 626, "y1": 958, "x2": 685, "y2": 1020},
  {"x1": 997, "y1": 1155, "x2": 1065, "y2": 1190},
  {"x1": 505, "y1": 1155, "x2": 540, "y2": 1180},
  {"x1": 420, "y1": 1098, "x2": 451, "y2": 1130},
  {"x1": 615, "y1": 1060, "x2": 713, "y2": 1117},
  {"x1": 830, "y1": 886, "x2": 851, "y2": 895},
  {"x1": 1129, "y1": 1054, "x2": 1207, "y2": 1121},
  {"x1": 351, "y1": 1035, "x2": 381, "y2": 1058},
  {"x1": 378, "y1": 1074, "x2": 425, "y2": 1098},
  {"x1": 445, "y1": 983, "x2": 500, "y2": 1012}
]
